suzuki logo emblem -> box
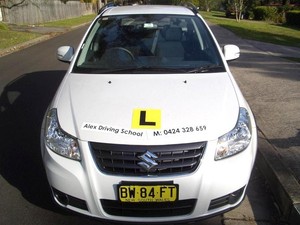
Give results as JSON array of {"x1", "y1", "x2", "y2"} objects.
[{"x1": 137, "y1": 151, "x2": 158, "y2": 171}]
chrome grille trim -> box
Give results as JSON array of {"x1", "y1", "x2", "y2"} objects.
[{"x1": 89, "y1": 142, "x2": 206, "y2": 176}]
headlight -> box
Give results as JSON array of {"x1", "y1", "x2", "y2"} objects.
[
  {"x1": 215, "y1": 107, "x2": 252, "y2": 160},
  {"x1": 44, "y1": 108, "x2": 81, "y2": 161}
]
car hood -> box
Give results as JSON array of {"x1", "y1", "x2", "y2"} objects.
[{"x1": 55, "y1": 73, "x2": 239, "y2": 145}]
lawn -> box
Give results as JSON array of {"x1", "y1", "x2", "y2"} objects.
[
  {"x1": 0, "y1": 14, "x2": 96, "y2": 50},
  {"x1": 200, "y1": 11, "x2": 300, "y2": 48},
  {"x1": 42, "y1": 14, "x2": 96, "y2": 27},
  {"x1": 0, "y1": 24, "x2": 41, "y2": 49}
]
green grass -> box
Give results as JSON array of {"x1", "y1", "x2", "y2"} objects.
[
  {"x1": 0, "y1": 22, "x2": 9, "y2": 31},
  {"x1": 42, "y1": 14, "x2": 96, "y2": 27},
  {"x1": 0, "y1": 26, "x2": 41, "y2": 49},
  {"x1": 0, "y1": 14, "x2": 96, "y2": 50},
  {"x1": 200, "y1": 11, "x2": 300, "y2": 48}
]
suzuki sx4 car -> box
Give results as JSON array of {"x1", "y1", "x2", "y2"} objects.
[{"x1": 41, "y1": 4, "x2": 257, "y2": 223}]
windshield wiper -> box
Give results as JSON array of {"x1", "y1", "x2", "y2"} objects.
[
  {"x1": 187, "y1": 65, "x2": 225, "y2": 73},
  {"x1": 75, "y1": 66, "x2": 224, "y2": 74},
  {"x1": 103, "y1": 66, "x2": 187, "y2": 74},
  {"x1": 103, "y1": 67, "x2": 140, "y2": 73}
]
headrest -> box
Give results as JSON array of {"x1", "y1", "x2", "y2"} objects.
[{"x1": 164, "y1": 27, "x2": 182, "y2": 41}]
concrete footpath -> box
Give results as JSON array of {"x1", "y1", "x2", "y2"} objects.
[
  {"x1": 0, "y1": 22, "x2": 300, "y2": 224},
  {"x1": 208, "y1": 23, "x2": 300, "y2": 224}
]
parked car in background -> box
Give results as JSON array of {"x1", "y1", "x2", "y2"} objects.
[{"x1": 41, "y1": 3, "x2": 257, "y2": 223}]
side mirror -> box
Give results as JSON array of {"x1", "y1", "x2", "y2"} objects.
[
  {"x1": 57, "y1": 46, "x2": 74, "y2": 63},
  {"x1": 223, "y1": 45, "x2": 240, "y2": 61}
]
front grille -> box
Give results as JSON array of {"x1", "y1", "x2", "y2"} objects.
[
  {"x1": 100, "y1": 199, "x2": 197, "y2": 217},
  {"x1": 89, "y1": 142, "x2": 206, "y2": 176}
]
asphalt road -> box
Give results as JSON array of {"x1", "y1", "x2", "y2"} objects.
[{"x1": 0, "y1": 25, "x2": 281, "y2": 225}]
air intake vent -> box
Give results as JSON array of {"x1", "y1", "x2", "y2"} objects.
[
  {"x1": 209, "y1": 187, "x2": 245, "y2": 210},
  {"x1": 100, "y1": 199, "x2": 197, "y2": 217}
]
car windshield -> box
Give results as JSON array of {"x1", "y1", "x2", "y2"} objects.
[{"x1": 73, "y1": 14, "x2": 225, "y2": 74}]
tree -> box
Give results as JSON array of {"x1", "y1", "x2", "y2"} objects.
[
  {"x1": 225, "y1": 0, "x2": 247, "y2": 21},
  {"x1": 233, "y1": 0, "x2": 246, "y2": 21},
  {"x1": 194, "y1": 0, "x2": 223, "y2": 11},
  {"x1": 0, "y1": 0, "x2": 27, "y2": 9},
  {"x1": 0, "y1": 0, "x2": 61, "y2": 8}
]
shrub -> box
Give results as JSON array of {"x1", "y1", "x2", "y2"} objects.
[
  {"x1": 286, "y1": 10, "x2": 300, "y2": 27},
  {"x1": 0, "y1": 22, "x2": 9, "y2": 31},
  {"x1": 253, "y1": 6, "x2": 281, "y2": 22}
]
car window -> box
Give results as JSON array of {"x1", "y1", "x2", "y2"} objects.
[{"x1": 74, "y1": 14, "x2": 224, "y2": 74}]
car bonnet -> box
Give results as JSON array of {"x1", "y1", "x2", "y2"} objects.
[{"x1": 55, "y1": 73, "x2": 239, "y2": 145}]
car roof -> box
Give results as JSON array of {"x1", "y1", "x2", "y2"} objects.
[{"x1": 101, "y1": 5, "x2": 195, "y2": 16}]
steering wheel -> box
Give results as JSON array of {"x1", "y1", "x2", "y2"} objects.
[{"x1": 104, "y1": 47, "x2": 135, "y2": 62}]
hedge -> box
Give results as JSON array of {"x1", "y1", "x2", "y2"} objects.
[
  {"x1": 253, "y1": 6, "x2": 286, "y2": 23},
  {"x1": 253, "y1": 6, "x2": 277, "y2": 20},
  {"x1": 286, "y1": 10, "x2": 300, "y2": 26}
]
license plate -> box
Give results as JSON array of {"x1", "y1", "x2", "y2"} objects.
[{"x1": 118, "y1": 184, "x2": 178, "y2": 202}]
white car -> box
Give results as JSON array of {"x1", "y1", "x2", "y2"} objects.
[{"x1": 41, "y1": 4, "x2": 257, "y2": 223}]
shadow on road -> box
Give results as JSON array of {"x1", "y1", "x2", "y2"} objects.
[
  {"x1": 0, "y1": 70, "x2": 64, "y2": 210},
  {"x1": 230, "y1": 50, "x2": 300, "y2": 82},
  {"x1": 246, "y1": 166, "x2": 284, "y2": 224},
  {"x1": 270, "y1": 130, "x2": 300, "y2": 149}
]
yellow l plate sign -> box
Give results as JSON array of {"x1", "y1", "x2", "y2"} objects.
[{"x1": 132, "y1": 109, "x2": 161, "y2": 129}]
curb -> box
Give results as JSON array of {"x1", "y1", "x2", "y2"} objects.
[{"x1": 256, "y1": 129, "x2": 300, "y2": 225}]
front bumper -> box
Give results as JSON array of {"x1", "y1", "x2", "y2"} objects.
[{"x1": 41, "y1": 128, "x2": 257, "y2": 223}]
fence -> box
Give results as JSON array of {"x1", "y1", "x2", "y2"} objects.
[{"x1": 1, "y1": 0, "x2": 93, "y2": 25}]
